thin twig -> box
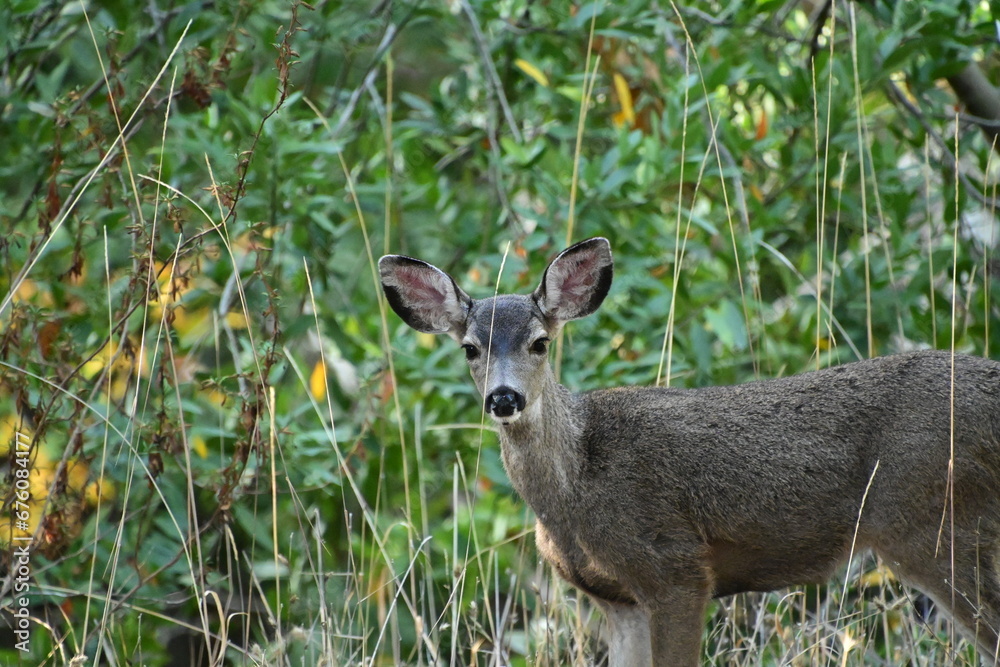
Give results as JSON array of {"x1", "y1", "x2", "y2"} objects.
[
  {"x1": 886, "y1": 80, "x2": 1000, "y2": 210},
  {"x1": 330, "y1": 24, "x2": 398, "y2": 140},
  {"x1": 458, "y1": 0, "x2": 523, "y2": 143}
]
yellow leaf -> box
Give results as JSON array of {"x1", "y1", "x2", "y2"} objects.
[
  {"x1": 417, "y1": 332, "x2": 437, "y2": 349},
  {"x1": 81, "y1": 341, "x2": 117, "y2": 379},
  {"x1": 14, "y1": 279, "x2": 52, "y2": 306},
  {"x1": 66, "y1": 459, "x2": 90, "y2": 494},
  {"x1": 613, "y1": 73, "x2": 635, "y2": 126},
  {"x1": 202, "y1": 388, "x2": 228, "y2": 408},
  {"x1": 29, "y1": 466, "x2": 54, "y2": 502},
  {"x1": 515, "y1": 58, "x2": 549, "y2": 87},
  {"x1": 85, "y1": 477, "x2": 116, "y2": 505},
  {"x1": 191, "y1": 435, "x2": 208, "y2": 459},
  {"x1": 310, "y1": 360, "x2": 327, "y2": 401},
  {"x1": 859, "y1": 564, "x2": 896, "y2": 587},
  {"x1": 225, "y1": 311, "x2": 248, "y2": 329}
]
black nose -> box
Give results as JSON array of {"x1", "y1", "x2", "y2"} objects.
[{"x1": 486, "y1": 387, "x2": 526, "y2": 418}]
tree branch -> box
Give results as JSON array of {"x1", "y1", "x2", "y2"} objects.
[
  {"x1": 946, "y1": 61, "x2": 1000, "y2": 154},
  {"x1": 885, "y1": 79, "x2": 999, "y2": 210}
]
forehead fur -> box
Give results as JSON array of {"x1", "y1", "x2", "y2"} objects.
[{"x1": 466, "y1": 295, "x2": 546, "y2": 350}]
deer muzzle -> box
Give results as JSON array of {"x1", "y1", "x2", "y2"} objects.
[{"x1": 486, "y1": 386, "x2": 526, "y2": 420}]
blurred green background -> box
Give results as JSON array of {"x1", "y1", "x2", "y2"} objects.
[{"x1": 1, "y1": 0, "x2": 998, "y2": 664}]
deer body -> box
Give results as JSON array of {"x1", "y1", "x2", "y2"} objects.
[{"x1": 380, "y1": 238, "x2": 1000, "y2": 666}]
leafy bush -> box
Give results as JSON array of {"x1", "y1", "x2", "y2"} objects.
[{"x1": 1, "y1": 0, "x2": 997, "y2": 664}]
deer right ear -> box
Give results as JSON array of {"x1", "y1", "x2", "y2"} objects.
[
  {"x1": 379, "y1": 255, "x2": 472, "y2": 336},
  {"x1": 533, "y1": 237, "x2": 613, "y2": 322}
]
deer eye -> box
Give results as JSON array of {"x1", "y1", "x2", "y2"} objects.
[
  {"x1": 530, "y1": 337, "x2": 550, "y2": 355},
  {"x1": 461, "y1": 344, "x2": 480, "y2": 361}
]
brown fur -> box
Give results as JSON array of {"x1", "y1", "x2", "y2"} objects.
[{"x1": 380, "y1": 238, "x2": 1000, "y2": 666}]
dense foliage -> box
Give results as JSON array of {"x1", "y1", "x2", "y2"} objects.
[{"x1": 1, "y1": 0, "x2": 998, "y2": 664}]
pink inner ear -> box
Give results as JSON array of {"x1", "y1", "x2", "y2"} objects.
[
  {"x1": 553, "y1": 254, "x2": 599, "y2": 299},
  {"x1": 397, "y1": 265, "x2": 449, "y2": 306}
]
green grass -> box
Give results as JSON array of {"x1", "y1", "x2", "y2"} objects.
[{"x1": 1, "y1": 0, "x2": 997, "y2": 664}]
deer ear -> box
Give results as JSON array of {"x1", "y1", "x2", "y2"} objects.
[
  {"x1": 379, "y1": 255, "x2": 472, "y2": 336},
  {"x1": 533, "y1": 237, "x2": 613, "y2": 322}
]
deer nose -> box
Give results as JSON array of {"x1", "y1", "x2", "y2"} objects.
[{"x1": 486, "y1": 386, "x2": 525, "y2": 418}]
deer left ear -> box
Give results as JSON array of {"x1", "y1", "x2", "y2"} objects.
[
  {"x1": 379, "y1": 255, "x2": 472, "y2": 337},
  {"x1": 533, "y1": 238, "x2": 613, "y2": 323}
]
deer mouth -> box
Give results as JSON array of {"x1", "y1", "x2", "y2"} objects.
[{"x1": 492, "y1": 411, "x2": 522, "y2": 425}]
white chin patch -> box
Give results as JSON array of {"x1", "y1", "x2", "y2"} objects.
[{"x1": 492, "y1": 411, "x2": 522, "y2": 425}]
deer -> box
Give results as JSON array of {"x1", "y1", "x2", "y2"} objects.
[{"x1": 378, "y1": 237, "x2": 1000, "y2": 666}]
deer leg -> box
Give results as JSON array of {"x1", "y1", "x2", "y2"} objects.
[
  {"x1": 883, "y1": 538, "x2": 1000, "y2": 662},
  {"x1": 599, "y1": 601, "x2": 652, "y2": 667},
  {"x1": 645, "y1": 582, "x2": 711, "y2": 667},
  {"x1": 965, "y1": 555, "x2": 1000, "y2": 665}
]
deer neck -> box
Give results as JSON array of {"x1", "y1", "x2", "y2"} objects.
[{"x1": 496, "y1": 371, "x2": 582, "y2": 516}]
